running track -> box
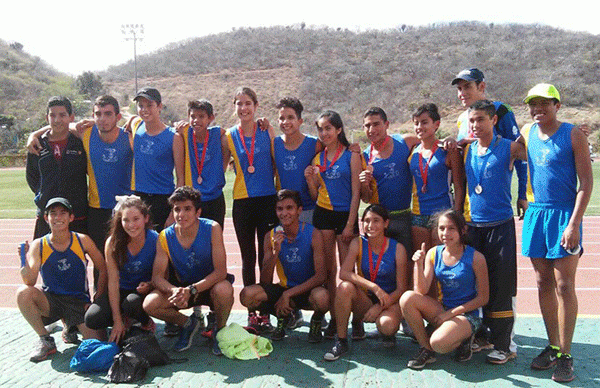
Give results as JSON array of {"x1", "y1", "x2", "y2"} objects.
[{"x1": 1, "y1": 217, "x2": 599, "y2": 316}]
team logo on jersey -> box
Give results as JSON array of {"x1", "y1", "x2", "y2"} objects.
[
  {"x1": 284, "y1": 247, "x2": 301, "y2": 263},
  {"x1": 535, "y1": 147, "x2": 551, "y2": 167},
  {"x1": 57, "y1": 258, "x2": 71, "y2": 271},
  {"x1": 325, "y1": 165, "x2": 341, "y2": 179},
  {"x1": 140, "y1": 140, "x2": 154, "y2": 155},
  {"x1": 125, "y1": 260, "x2": 142, "y2": 273},
  {"x1": 185, "y1": 251, "x2": 201, "y2": 269},
  {"x1": 383, "y1": 163, "x2": 400, "y2": 179},
  {"x1": 283, "y1": 155, "x2": 297, "y2": 171},
  {"x1": 102, "y1": 148, "x2": 118, "y2": 163},
  {"x1": 439, "y1": 270, "x2": 459, "y2": 290}
]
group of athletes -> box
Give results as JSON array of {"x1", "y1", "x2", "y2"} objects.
[{"x1": 17, "y1": 67, "x2": 592, "y2": 383}]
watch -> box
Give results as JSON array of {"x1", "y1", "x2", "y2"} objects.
[{"x1": 188, "y1": 284, "x2": 198, "y2": 296}]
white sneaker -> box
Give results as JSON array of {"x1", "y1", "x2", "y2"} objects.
[{"x1": 486, "y1": 349, "x2": 517, "y2": 364}]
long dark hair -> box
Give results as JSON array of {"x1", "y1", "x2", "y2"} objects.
[
  {"x1": 433, "y1": 209, "x2": 468, "y2": 245},
  {"x1": 316, "y1": 110, "x2": 350, "y2": 147},
  {"x1": 107, "y1": 197, "x2": 152, "y2": 270}
]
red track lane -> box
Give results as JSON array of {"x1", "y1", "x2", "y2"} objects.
[{"x1": 1, "y1": 217, "x2": 599, "y2": 315}]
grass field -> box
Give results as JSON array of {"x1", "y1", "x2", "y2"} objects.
[{"x1": 1, "y1": 163, "x2": 598, "y2": 219}]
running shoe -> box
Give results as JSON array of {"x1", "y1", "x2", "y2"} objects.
[
  {"x1": 552, "y1": 354, "x2": 574, "y2": 382},
  {"x1": 351, "y1": 321, "x2": 366, "y2": 341},
  {"x1": 259, "y1": 314, "x2": 274, "y2": 333},
  {"x1": 140, "y1": 317, "x2": 156, "y2": 334},
  {"x1": 271, "y1": 317, "x2": 286, "y2": 341},
  {"x1": 455, "y1": 333, "x2": 475, "y2": 362},
  {"x1": 173, "y1": 315, "x2": 200, "y2": 352},
  {"x1": 164, "y1": 321, "x2": 181, "y2": 337},
  {"x1": 211, "y1": 328, "x2": 222, "y2": 356},
  {"x1": 531, "y1": 345, "x2": 559, "y2": 370},
  {"x1": 486, "y1": 349, "x2": 517, "y2": 364},
  {"x1": 323, "y1": 338, "x2": 349, "y2": 361},
  {"x1": 62, "y1": 326, "x2": 79, "y2": 344},
  {"x1": 307, "y1": 313, "x2": 323, "y2": 343},
  {"x1": 30, "y1": 336, "x2": 57, "y2": 362},
  {"x1": 286, "y1": 309, "x2": 304, "y2": 329},
  {"x1": 407, "y1": 347, "x2": 436, "y2": 370},
  {"x1": 471, "y1": 336, "x2": 494, "y2": 352}
]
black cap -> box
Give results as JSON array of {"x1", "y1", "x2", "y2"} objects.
[
  {"x1": 451, "y1": 68, "x2": 485, "y2": 85},
  {"x1": 133, "y1": 87, "x2": 161, "y2": 104},
  {"x1": 45, "y1": 197, "x2": 73, "y2": 213}
]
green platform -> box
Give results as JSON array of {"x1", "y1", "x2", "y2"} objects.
[{"x1": 1, "y1": 310, "x2": 598, "y2": 387}]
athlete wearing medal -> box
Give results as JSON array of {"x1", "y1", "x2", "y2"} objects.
[
  {"x1": 180, "y1": 100, "x2": 227, "y2": 228},
  {"x1": 224, "y1": 87, "x2": 278, "y2": 330},
  {"x1": 463, "y1": 100, "x2": 526, "y2": 365},
  {"x1": 324, "y1": 205, "x2": 407, "y2": 361},
  {"x1": 409, "y1": 103, "x2": 464, "y2": 255}
]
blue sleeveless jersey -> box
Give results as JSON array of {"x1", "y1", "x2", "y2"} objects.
[
  {"x1": 463, "y1": 137, "x2": 513, "y2": 224},
  {"x1": 83, "y1": 126, "x2": 133, "y2": 209},
  {"x1": 409, "y1": 145, "x2": 452, "y2": 216},
  {"x1": 159, "y1": 218, "x2": 214, "y2": 285},
  {"x1": 314, "y1": 148, "x2": 353, "y2": 211},
  {"x1": 40, "y1": 232, "x2": 90, "y2": 302},
  {"x1": 132, "y1": 123, "x2": 176, "y2": 194},
  {"x1": 363, "y1": 134, "x2": 412, "y2": 211},
  {"x1": 522, "y1": 123, "x2": 577, "y2": 207},
  {"x1": 183, "y1": 126, "x2": 226, "y2": 202},
  {"x1": 226, "y1": 125, "x2": 276, "y2": 199},
  {"x1": 272, "y1": 223, "x2": 315, "y2": 288},
  {"x1": 119, "y1": 229, "x2": 158, "y2": 291},
  {"x1": 357, "y1": 236, "x2": 397, "y2": 294},
  {"x1": 433, "y1": 245, "x2": 478, "y2": 310},
  {"x1": 274, "y1": 135, "x2": 318, "y2": 210}
]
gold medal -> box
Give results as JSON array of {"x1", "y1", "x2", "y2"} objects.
[{"x1": 248, "y1": 165, "x2": 255, "y2": 173}]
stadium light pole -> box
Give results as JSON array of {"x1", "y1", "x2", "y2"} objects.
[{"x1": 121, "y1": 24, "x2": 144, "y2": 94}]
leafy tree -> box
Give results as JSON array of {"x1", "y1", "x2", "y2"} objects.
[{"x1": 76, "y1": 71, "x2": 105, "y2": 99}]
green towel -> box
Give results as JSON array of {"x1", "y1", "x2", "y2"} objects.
[{"x1": 216, "y1": 323, "x2": 273, "y2": 360}]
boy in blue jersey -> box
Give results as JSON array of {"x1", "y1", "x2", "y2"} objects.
[
  {"x1": 452, "y1": 68, "x2": 528, "y2": 219},
  {"x1": 239, "y1": 189, "x2": 329, "y2": 342},
  {"x1": 178, "y1": 99, "x2": 228, "y2": 228},
  {"x1": 463, "y1": 100, "x2": 526, "y2": 365},
  {"x1": 517, "y1": 84, "x2": 593, "y2": 382},
  {"x1": 143, "y1": 186, "x2": 233, "y2": 354},
  {"x1": 359, "y1": 107, "x2": 420, "y2": 255},
  {"x1": 17, "y1": 197, "x2": 107, "y2": 362},
  {"x1": 128, "y1": 87, "x2": 185, "y2": 232}
]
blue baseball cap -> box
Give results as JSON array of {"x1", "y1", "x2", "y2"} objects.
[{"x1": 452, "y1": 68, "x2": 485, "y2": 85}]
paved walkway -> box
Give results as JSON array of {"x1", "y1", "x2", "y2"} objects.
[{"x1": 1, "y1": 310, "x2": 598, "y2": 387}]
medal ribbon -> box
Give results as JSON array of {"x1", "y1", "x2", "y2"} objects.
[
  {"x1": 368, "y1": 136, "x2": 390, "y2": 164},
  {"x1": 368, "y1": 237, "x2": 387, "y2": 283},
  {"x1": 239, "y1": 124, "x2": 257, "y2": 170},
  {"x1": 319, "y1": 144, "x2": 344, "y2": 173},
  {"x1": 473, "y1": 135, "x2": 499, "y2": 192},
  {"x1": 192, "y1": 128, "x2": 210, "y2": 182},
  {"x1": 418, "y1": 143, "x2": 438, "y2": 192}
]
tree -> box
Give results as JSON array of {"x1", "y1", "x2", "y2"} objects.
[{"x1": 75, "y1": 71, "x2": 105, "y2": 99}]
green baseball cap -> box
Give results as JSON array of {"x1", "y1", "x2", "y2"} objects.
[{"x1": 524, "y1": 83, "x2": 561, "y2": 103}]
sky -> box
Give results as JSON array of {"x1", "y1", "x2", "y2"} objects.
[{"x1": 2, "y1": 0, "x2": 599, "y2": 76}]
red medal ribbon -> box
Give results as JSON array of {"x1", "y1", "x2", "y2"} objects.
[
  {"x1": 239, "y1": 124, "x2": 257, "y2": 170},
  {"x1": 319, "y1": 144, "x2": 344, "y2": 173},
  {"x1": 368, "y1": 237, "x2": 387, "y2": 283},
  {"x1": 192, "y1": 128, "x2": 210, "y2": 182},
  {"x1": 418, "y1": 144, "x2": 438, "y2": 192},
  {"x1": 368, "y1": 136, "x2": 390, "y2": 165}
]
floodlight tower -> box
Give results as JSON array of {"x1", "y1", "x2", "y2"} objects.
[{"x1": 121, "y1": 24, "x2": 144, "y2": 93}]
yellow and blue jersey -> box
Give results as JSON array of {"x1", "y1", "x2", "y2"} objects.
[
  {"x1": 409, "y1": 145, "x2": 452, "y2": 216},
  {"x1": 183, "y1": 126, "x2": 225, "y2": 202},
  {"x1": 271, "y1": 223, "x2": 315, "y2": 288},
  {"x1": 314, "y1": 148, "x2": 352, "y2": 211},
  {"x1": 356, "y1": 236, "x2": 397, "y2": 294}
]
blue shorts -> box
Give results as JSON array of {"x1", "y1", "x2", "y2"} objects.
[
  {"x1": 522, "y1": 203, "x2": 582, "y2": 259},
  {"x1": 411, "y1": 213, "x2": 432, "y2": 229}
]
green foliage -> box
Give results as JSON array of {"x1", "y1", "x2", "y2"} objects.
[{"x1": 76, "y1": 71, "x2": 106, "y2": 99}]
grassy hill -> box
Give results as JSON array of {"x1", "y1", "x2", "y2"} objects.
[{"x1": 101, "y1": 21, "x2": 600, "y2": 148}]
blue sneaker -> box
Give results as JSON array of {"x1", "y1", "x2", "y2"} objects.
[
  {"x1": 173, "y1": 315, "x2": 200, "y2": 352},
  {"x1": 211, "y1": 328, "x2": 222, "y2": 356}
]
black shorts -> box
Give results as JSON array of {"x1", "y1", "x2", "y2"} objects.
[
  {"x1": 168, "y1": 272, "x2": 235, "y2": 309},
  {"x1": 200, "y1": 193, "x2": 226, "y2": 229},
  {"x1": 312, "y1": 205, "x2": 359, "y2": 235},
  {"x1": 259, "y1": 283, "x2": 313, "y2": 315},
  {"x1": 42, "y1": 291, "x2": 88, "y2": 328}
]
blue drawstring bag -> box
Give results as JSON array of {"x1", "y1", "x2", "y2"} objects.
[{"x1": 70, "y1": 339, "x2": 120, "y2": 373}]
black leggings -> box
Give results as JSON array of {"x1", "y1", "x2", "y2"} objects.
[
  {"x1": 84, "y1": 290, "x2": 149, "y2": 330},
  {"x1": 232, "y1": 195, "x2": 278, "y2": 286},
  {"x1": 136, "y1": 192, "x2": 171, "y2": 232}
]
